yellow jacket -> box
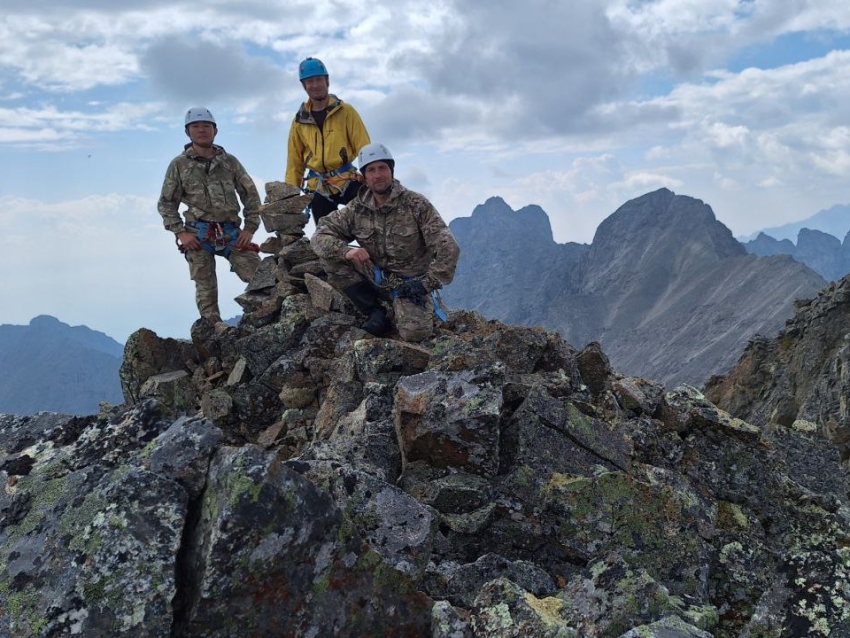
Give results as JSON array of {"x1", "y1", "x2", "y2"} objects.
[{"x1": 285, "y1": 95, "x2": 370, "y2": 196}]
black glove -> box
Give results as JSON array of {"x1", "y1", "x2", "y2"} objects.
[{"x1": 396, "y1": 279, "x2": 428, "y2": 306}]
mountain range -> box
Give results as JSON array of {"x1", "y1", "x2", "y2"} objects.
[
  {"x1": 442, "y1": 189, "x2": 826, "y2": 386},
  {"x1": 742, "y1": 227, "x2": 850, "y2": 281},
  {"x1": 0, "y1": 315, "x2": 124, "y2": 415}
]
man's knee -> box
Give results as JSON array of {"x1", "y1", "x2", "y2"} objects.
[
  {"x1": 230, "y1": 251, "x2": 261, "y2": 282},
  {"x1": 393, "y1": 298, "x2": 434, "y2": 342}
]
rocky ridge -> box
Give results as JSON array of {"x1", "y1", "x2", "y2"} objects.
[
  {"x1": 743, "y1": 228, "x2": 850, "y2": 282},
  {"x1": 1, "y1": 183, "x2": 849, "y2": 637},
  {"x1": 705, "y1": 272, "x2": 850, "y2": 461}
]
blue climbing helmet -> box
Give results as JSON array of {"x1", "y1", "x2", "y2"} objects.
[{"x1": 299, "y1": 57, "x2": 328, "y2": 81}]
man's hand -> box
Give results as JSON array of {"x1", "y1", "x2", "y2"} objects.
[
  {"x1": 344, "y1": 247, "x2": 372, "y2": 266},
  {"x1": 235, "y1": 229, "x2": 254, "y2": 249},
  {"x1": 396, "y1": 279, "x2": 428, "y2": 306},
  {"x1": 177, "y1": 231, "x2": 201, "y2": 251}
]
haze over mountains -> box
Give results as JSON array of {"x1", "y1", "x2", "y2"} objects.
[{"x1": 442, "y1": 189, "x2": 826, "y2": 386}]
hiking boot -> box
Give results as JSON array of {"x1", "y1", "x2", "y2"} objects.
[
  {"x1": 362, "y1": 307, "x2": 390, "y2": 336},
  {"x1": 343, "y1": 282, "x2": 390, "y2": 336}
]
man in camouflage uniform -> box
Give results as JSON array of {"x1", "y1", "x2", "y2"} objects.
[
  {"x1": 158, "y1": 107, "x2": 261, "y2": 326},
  {"x1": 311, "y1": 143, "x2": 460, "y2": 342}
]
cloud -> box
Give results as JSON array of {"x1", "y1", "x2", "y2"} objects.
[
  {"x1": 0, "y1": 103, "x2": 162, "y2": 148},
  {"x1": 140, "y1": 37, "x2": 287, "y2": 105}
]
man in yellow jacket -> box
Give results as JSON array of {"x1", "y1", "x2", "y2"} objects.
[{"x1": 285, "y1": 57, "x2": 371, "y2": 225}]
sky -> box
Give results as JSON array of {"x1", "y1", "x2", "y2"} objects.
[{"x1": 2, "y1": 0, "x2": 850, "y2": 343}]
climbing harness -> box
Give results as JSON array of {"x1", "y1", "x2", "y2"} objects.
[
  {"x1": 373, "y1": 265, "x2": 448, "y2": 321},
  {"x1": 303, "y1": 163, "x2": 357, "y2": 197},
  {"x1": 176, "y1": 221, "x2": 259, "y2": 258},
  {"x1": 300, "y1": 149, "x2": 359, "y2": 200}
]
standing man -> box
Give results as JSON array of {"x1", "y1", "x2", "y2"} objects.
[
  {"x1": 158, "y1": 106, "x2": 262, "y2": 327},
  {"x1": 285, "y1": 57, "x2": 371, "y2": 225},
  {"x1": 311, "y1": 143, "x2": 460, "y2": 342}
]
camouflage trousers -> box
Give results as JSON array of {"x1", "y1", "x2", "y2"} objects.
[
  {"x1": 320, "y1": 256, "x2": 435, "y2": 342},
  {"x1": 186, "y1": 248, "x2": 260, "y2": 322}
]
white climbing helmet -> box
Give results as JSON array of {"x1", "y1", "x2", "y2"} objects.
[
  {"x1": 184, "y1": 107, "x2": 216, "y2": 127},
  {"x1": 358, "y1": 143, "x2": 394, "y2": 171}
]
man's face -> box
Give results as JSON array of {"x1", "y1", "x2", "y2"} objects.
[
  {"x1": 302, "y1": 75, "x2": 329, "y2": 103},
  {"x1": 364, "y1": 162, "x2": 393, "y2": 195},
  {"x1": 186, "y1": 122, "x2": 216, "y2": 147}
]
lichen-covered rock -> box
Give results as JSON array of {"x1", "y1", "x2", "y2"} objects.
[
  {"x1": 559, "y1": 553, "x2": 719, "y2": 636},
  {"x1": 176, "y1": 445, "x2": 432, "y2": 637},
  {"x1": 394, "y1": 364, "x2": 504, "y2": 477},
  {"x1": 293, "y1": 460, "x2": 439, "y2": 580},
  {"x1": 139, "y1": 370, "x2": 197, "y2": 417},
  {"x1": 120, "y1": 328, "x2": 198, "y2": 404},
  {"x1": 0, "y1": 403, "x2": 188, "y2": 637},
  {"x1": 428, "y1": 553, "x2": 556, "y2": 608},
  {"x1": 470, "y1": 577, "x2": 578, "y2": 637},
  {"x1": 147, "y1": 416, "x2": 223, "y2": 499},
  {"x1": 618, "y1": 616, "x2": 714, "y2": 638},
  {"x1": 8, "y1": 261, "x2": 850, "y2": 637}
]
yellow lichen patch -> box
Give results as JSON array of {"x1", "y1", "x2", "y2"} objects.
[
  {"x1": 792, "y1": 419, "x2": 819, "y2": 433},
  {"x1": 544, "y1": 472, "x2": 586, "y2": 492},
  {"x1": 716, "y1": 409, "x2": 760, "y2": 435},
  {"x1": 717, "y1": 501, "x2": 749, "y2": 530},
  {"x1": 523, "y1": 592, "x2": 565, "y2": 625}
]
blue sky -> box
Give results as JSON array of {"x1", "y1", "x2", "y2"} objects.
[{"x1": 2, "y1": 1, "x2": 850, "y2": 342}]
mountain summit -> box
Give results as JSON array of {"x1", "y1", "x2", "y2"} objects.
[{"x1": 443, "y1": 188, "x2": 826, "y2": 386}]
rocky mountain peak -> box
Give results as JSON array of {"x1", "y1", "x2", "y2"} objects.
[
  {"x1": 581, "y1": 188, "x2": 745, "y2": 294},
  {"x1": 458, "y1": 195, "x2": 555, "y2": 244},
  {"x1": 0, "y1": 315, "x2": 124, "y2": 414},
  {"x1": 2, "y1": 182, "x2": 849, "y2": 636},
  {"x1": 445, "y1": 189, "x2": 825, "y2": 386}
]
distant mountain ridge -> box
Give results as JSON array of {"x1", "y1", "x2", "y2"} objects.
[
  {"x1": 742, "y1": 228, "x2": 850, "y2": 281},
  {"x1": 738, "y1": 203, "x2": 850, "y2": 242},
  {"x1": 442, "y1": 189, "x2": 826, "y2": 386},
  {"x1": 0, "y1": 315, "x2": 124, "y2": 415}
]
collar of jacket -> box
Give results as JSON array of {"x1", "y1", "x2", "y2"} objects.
[
  {"x1": 182, "y1": 143, "x2": 226, "y2": 161},
  {"x1": 295, "y1": 95, "x2": 343, "y2": 124},
  {"x1": 358, "y1": 179, "x2": 406, "y2": 210}
]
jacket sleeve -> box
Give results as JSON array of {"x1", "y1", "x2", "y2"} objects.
[
  {"x1": 231, "y1": 156, "x2": 262, "y2": 233},
  {"x1": 346, "y1": 106, "x2": 371, "y2": 157},
  {"x1": 157, "y1": 159, "x2": 187, "y2": 234},
  {"x1": 285, "y1": 120, "x2": 306, "y2": 188},
  {"x1": 416, "y1": 197, "x2": 460, "y2": 290},
  {"x1": 310, "y1": 207, "x2": 357, "y2": 262}
]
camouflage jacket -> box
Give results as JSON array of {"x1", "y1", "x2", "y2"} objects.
[
  {"x1": 311, "y1": 180, "x2": 460, "y2": 289},
  {"x1": 157, "y1": 144, "x2": 261, "y2": 235}
]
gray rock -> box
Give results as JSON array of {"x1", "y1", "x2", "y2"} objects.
[
  {"x1": 394, "y1": 364, "x2": 504, "y2": 477},
  {"x1": 147, "y1": 416, "x2": 224, "y2": 499},
  {"x1": 176, "y1": 445, "x2": 432, "y2": 637}
]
